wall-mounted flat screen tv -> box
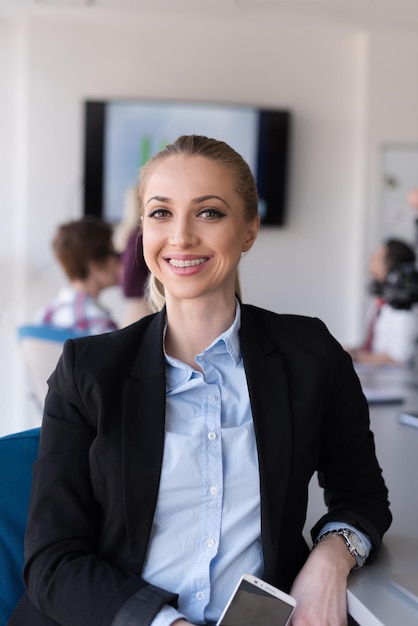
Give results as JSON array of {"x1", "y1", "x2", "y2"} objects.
[{"x1": 83, "y1": 99, "x2": 291, "y2": 226}]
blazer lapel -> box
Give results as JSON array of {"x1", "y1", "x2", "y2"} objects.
[
  {"x1": 240, "y1": 305, "x2": 293, "y2": 576},
  {"x1": 121, "y1": 310, "x2": 167, "y2": 566}
]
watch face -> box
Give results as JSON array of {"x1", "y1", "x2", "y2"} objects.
[{"x1": 347, "y1": 531, "x2": 366, "y2": 557}]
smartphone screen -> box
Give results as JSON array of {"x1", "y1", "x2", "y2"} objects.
[{"x1": 217, "y1": 574, "x2": 296, "y2": 626}]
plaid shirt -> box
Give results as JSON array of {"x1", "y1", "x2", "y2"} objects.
[{"x1": 35, "y1": 286, "x2": 117, "y2": 335}]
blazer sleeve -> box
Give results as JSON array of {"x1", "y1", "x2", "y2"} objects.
[{"x1": 23, "y1": 338, "x2": 177, "y2": 626}]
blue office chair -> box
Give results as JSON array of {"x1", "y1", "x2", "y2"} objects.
[
  {"x1": 17, "y1": 325, "x2": 86, "y2": 343},
  {"x1": 0, "y1": 428, "x2": 40, "y2": 624},
  {"x1": 17, "y1": 325, "x2": 86, "y2": 411}
]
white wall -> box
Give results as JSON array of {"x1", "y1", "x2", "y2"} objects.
[
  {"x1": 1, "y1": 13, "x2": 418, "y2": 435},
  {"x1": 0, "y1": 19, "x2": 29, "y2": 434},
  {"x1": 367, "y1": 31, "x2": 418, "y2": 244},
  {"x1": 22, "y1": 15, "x2": 367, "y2": 332}
]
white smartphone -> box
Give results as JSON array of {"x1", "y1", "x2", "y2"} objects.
[{"x1": 216, "y1": 573, "x2": 297, "y2": 626}]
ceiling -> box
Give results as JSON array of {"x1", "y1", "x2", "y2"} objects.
[{"x1": 1, "y1": 0, "x2": 418, "y2": 32}]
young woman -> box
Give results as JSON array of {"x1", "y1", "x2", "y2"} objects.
[{"x1": 9, "y1": 136, "x2": 391, "y2": 626}]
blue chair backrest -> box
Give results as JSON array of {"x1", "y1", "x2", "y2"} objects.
[
  {"x1": 17, "y1": 325, "x2": 86, "y2": 343},
  {"x1": 0, "y1": 428, "x2": 40, "y2": 625}
]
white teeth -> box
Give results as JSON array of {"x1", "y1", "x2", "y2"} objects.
[{"x1": 169, "y1": 258, "x2": 207, "y2": 268}]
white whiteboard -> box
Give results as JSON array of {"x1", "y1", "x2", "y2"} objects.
[{"x1": 380, "y1": 144, "x2": 418, "y2": 244}]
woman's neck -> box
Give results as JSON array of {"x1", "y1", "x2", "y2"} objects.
[{"x1": 164, "y1": 294, "x2": 237, "y2": 368}]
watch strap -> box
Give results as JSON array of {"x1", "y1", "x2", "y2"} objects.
[{"x1": 312, "y1": 527, "x2": 367, "y2": 569}]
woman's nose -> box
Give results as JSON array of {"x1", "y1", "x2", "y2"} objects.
[{"x1": 169, "y1": 218, "x2": 197, "y2": 248}]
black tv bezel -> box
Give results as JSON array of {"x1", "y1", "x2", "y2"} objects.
[{"x1": 82, "y1": 99, "x2": 291, "y2": 226}]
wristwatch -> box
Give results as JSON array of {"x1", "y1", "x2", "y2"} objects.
[{"x1": 313, "y1": 528, "x2": 367, "y2": 569}]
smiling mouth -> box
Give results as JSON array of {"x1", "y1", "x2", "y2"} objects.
[{"x1": 168, "y1": 257, "x2": 209, "y2": 268}]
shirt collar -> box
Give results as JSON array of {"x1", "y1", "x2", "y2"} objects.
[{"x1": 201, "y1": 300, "x2": 241, "y2": 365}]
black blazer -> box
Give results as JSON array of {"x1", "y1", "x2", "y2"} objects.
[{"x1": 9, "y1": 304, "x2": 392, "y2": 626}]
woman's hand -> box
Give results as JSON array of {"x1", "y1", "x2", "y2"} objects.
[{"x1": 289, "y1": 535, "x2": 356, "y2": 626}]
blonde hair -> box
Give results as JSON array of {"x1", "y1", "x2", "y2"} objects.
[{"x1": 139, "y1": 135, "x2": 257, "y2": 311}]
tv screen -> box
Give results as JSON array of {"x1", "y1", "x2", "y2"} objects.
[{"x1": 83, "y1": 99, "x2": 291, "y2": 226}]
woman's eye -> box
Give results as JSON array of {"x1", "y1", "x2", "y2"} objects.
[
  {"x1": 198, "y1": 208, "x2": 225, "y2": 219},
  {"x1": 148, "y1": 208, "x2": 171, "y2": 219}
]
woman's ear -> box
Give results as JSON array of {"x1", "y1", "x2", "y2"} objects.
[{"x1": 242, "y1": 216, "x2": 260, "y2": 253}]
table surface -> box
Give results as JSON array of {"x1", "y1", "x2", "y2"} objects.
[{"x1": 304, "y1": 364, "x2": 418, "y2": 626}]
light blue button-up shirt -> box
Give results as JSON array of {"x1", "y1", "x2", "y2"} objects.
[
  {"x1": 142, "y1": 304, "x2": 370, "y2": 626},
  {"x1": 143, "y1": 305, "x2": 262, "y2": 626}
]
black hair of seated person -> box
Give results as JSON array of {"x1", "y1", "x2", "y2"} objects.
[
  {"x1": 384, "y1": 238, "x2": 416, "y2": 274},
  {"x1": 368, "y1": 239, "x2": 415, "y2": 297}
]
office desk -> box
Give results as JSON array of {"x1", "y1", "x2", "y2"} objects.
[{"x1": 305, "y1": 366, "x2": 418, "y2": 626}]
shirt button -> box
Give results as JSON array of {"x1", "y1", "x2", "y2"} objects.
[
  {"x1": 196, "y1": 591, "x2": 205, "y2": 600},
  {"x1": 207, "y1": 538, "x2": 215, "y2": 548},
  {"x1": 208, "y1": 431, "x2": 216, "y2": 440},
  {"x1": 210, "y1": 486, "x2": 218, "y2": 495}
]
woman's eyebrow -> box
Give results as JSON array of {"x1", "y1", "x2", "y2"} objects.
[
  {"x1": 194, "y1": 195, "x2": 231, "y2": 208},
  {"x1": 146, "y1": 194, "x2": 231, "y2": 208},
  {"x1": 145, "y1": 195, "x2": 171, "y2": 206}
]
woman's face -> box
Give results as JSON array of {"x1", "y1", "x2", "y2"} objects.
[{"x1": 141, "y1": 155, "x2": 259, "y2": 305}]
